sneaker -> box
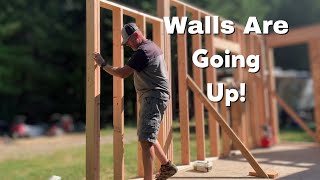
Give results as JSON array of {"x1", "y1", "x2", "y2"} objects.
[{"x1": 156, "y1": 160, "x2": 178, "y2": 180}]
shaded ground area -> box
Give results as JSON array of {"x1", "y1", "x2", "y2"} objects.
[{"x1": 171, "y1": 142, "x2": 320, "y2": 180}]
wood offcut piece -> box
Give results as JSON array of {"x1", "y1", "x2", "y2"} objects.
[{"x1": 249, "y1": 171, "x2": 278, "y2": 179}]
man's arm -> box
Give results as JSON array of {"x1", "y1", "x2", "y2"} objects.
[
  {"x1": 102, "y1": 64, "x2": 134, "y2": 78},
  {"x1": 93, "y1": 52, "x2": 134, "y2": 78}
]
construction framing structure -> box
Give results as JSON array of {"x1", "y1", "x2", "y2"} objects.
[
  {"x1": 266, "y1": 24, "x2": 320, "y2": 143},
  {"x1": 86, "y1": 0, "x2": 320, "y2": 179}
]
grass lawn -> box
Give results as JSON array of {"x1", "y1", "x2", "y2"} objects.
[
  {"x1": 0, "y1": 126, "x2": 313, "y2": 180},
  {"x1": 279, "y1": 128, "x2": 313, "y2": 142},
  {"x1": 0, "y1": 128, "x2": 138, "y2": 180}
]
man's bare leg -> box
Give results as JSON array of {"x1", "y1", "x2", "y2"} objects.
[
  {"x1": 153, "y1": 139, "x2": 178, "y2": 179},
  {"x1": 153, "y1": 139, "x2": 169, "y2": 165},
  {"x1": 140, "y1": 141, "x2": 154, "y2": 180}
]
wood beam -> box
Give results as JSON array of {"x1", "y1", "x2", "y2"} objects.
[
  {"x1": 266, "y1": 24, "x2": 320, "y2": 48},
  {"x1": 308, "y1": 39, "x2": 320, "y2": 141},
  {"x1": 220, "y1": 91, "x2": 231, "y2": 157},
  {"x1": 157, "y1": 0, "x2": 174, "y2": 163},
  {"x1": 231, "y1": 30, "x2": 245, "y2": 146},
  {"x1": 239, "y1": 32, "x2": 251, "y2": 148},
  {"x1": 266, "y1": 48, "x2": 279, "y2": 144},
  {"x1": 86, "y1": 0, "x2": 100, "y2": 179},
  {"x1": 255, "y1": 36, "x2": 266, "y2": 143},
  {"x1": 112, "y1": 7, "x2": 124, "y2": 180},
  {"x1": 170, "y1": 0, "x2": 245, "y2": 30},
  {"x1": 135, "y1": 15, "x2": 145, "y2": 178},
  {"x1": 191, "y1": 10, "x2": 205, "y2": 161},
  {"x1": 177, "y1": 5, "x2": 190, "y2": 165},
  {"x1": 247, "y1": 36, "x2": 259, "y2": 147},
  {"x1": 238, "y1": 29, "x2": 248, "y2": 147},
  {"x1": 205, "y1": 34, "x2": 219, "y2": 157},
  {"x1": 214, "y1": 37, "x2": 241, "y2": 54},
  {"x1": 100, "y1": 0, "x2": 163, "y2": 24},
  {"x1": 153, "y1": 20, "x2": 167, "y2": 171}
]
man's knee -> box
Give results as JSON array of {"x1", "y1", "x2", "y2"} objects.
[{"x1": 140, "y1": 140, "x2": 153, "y2": 150}]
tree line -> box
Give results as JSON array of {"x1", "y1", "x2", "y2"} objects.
[{"x1": 0, "y1": 0, "x2": 319, "y2": 125}]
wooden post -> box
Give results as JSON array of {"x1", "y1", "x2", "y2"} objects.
[
  {"x1": 253, "y1": 36, "x2": 261, "y2": 147},
  {"x1": 205, "y1": 33, "x2": 219, "y2": 157},
  {"x1": 157, "y1": 0, "x2": 173, "y2": 164},
  {"x1": 187, "y1": 76, "x2": 269, "y2": 178},
  {"x1": 231, "y1": 29, "x2": 245, "y2": 145},
  {"x1": 308, "y1": 39, "x2": 320, "y2": 140},
  {"x1": 247, "y1": 36, "x2": 259, "y2": 147},
  {"x1": 266, "y1": 48, "x2": 279, "y2": 143},
  {"x1": 136, "y1": 97, "x2": 144, "y2": 177},
  {"x1": 229, "y1": 30, "x2": 237, "y2": 42},
  {"x1": 112, "y1": 7, "x2": 124, "y2": 180},
  {"x1": 218, "y1": 19, "x2": 226, "y2": 39},
  {"x1": 177, "y1": 4, "x2": 190, "y2": 165},
  {"x1": 243, "y1": 35, "x2": 254, "y2": 148},
  {"x1": 255, "y1": 36, "x2": 266, "y2": 143},
  {"x1": 231, "y1": 101, "x2": 242, "y2": 142},
  {"x1": 239, "y1": 32, "x2": 251, "y2": 148},
  {"x1": 191, "y1": 10, "x2": 205, "y2": 161},
  {"x1": 220, "y1": 86, "x2": 231, "y2": 157},
  {"x1": 238, "y1": 29, "x2": 248, "y2": 147},
  {"x1": 153, "y1": 21, "x2": 166, "y2": 170},
  {"x1": 233, "y1": 29, "x2": 243, "y2": 83},
  {"x1": 260, "y1": 38, "x2": 270, "y2": 125},
  {"x1": 135, "y1": 15, "x2": 146, "y2": 177},
  {"x1": 86, "y1": 0, "x2": 100, "y2": 179}
]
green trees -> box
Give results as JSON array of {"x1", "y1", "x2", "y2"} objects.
[
  {"x1": 0, "y1": 0, "x2": 86, "y2": 122},
  {"x1": 268, "y1": 0, "x2": 320, "y2": 70},
  {"x1": 0, "y1": 0, "x2": 319, "y2": 124}
]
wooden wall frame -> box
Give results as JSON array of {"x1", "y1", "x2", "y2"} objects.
[{"x1": 266, "y1": 24, "x2": 320, "y2": 143}]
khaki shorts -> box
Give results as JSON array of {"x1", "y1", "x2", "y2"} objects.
[{"x1": 137, "y1": 97, "x2": 168, "y2": 143}]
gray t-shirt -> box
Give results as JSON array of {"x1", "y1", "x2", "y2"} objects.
[{"x1": 127, "y1": 40, "x2": 170, "y2": 100}]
